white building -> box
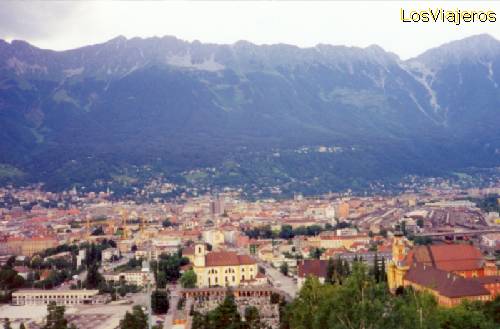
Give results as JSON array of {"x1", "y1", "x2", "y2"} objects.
[
  {"x1": 102, "y1": 248, "x2": 120, "y2": 262},
  {"x1": 12, "y1": 289, "x2": 100, "y2": 305},
  {"x1": 103, "y1": 270, "x2": 154, "y2": 287}
]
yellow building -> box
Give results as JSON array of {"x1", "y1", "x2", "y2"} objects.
[
  {"x1": 4, "y1": 236, "x2": 58, "y2": 256},
  {"x1": 193, "y1": 242, "x2": 258, "y2": 288},
  {"x1": 317, "y1": 233, "x2": 370, "y2": 250},
  {"x1": 386, "y1": 235, "x2": 499, "y2": 306},
  {"x1": 387, "y1": 233, "x2": 409, "y2": 292}
]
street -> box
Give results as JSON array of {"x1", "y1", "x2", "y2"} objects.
[{"x1": 260, "y1": 262, "x2": 298, "y2": 299}]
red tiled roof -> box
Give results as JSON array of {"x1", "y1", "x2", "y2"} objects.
[
  {"x1": 205, "y1": 252, "x2": 256, "y2": 267},
  {"x1": 298, "y1": 259, "x2": 328, "y2": 278},
  {"x1": 475, "y1": 276, "x2": 500, "y2": 285},
  {"x1": 408, "y1": 244, "x2": 483, "y2": 272},
  {"x1": 182, "y1": 246, "x2": 195, "y2": 256},
  {"x1": 404, "y1": 263, "x2": 490, "y2": 298}
]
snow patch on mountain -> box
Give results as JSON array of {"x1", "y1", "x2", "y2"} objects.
[{"x1": 166, "y1": 52, "x2": 225, "y2": 71}]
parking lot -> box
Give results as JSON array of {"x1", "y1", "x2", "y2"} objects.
[{"x1": 0, "y1": 292, "x2": 149, "y2": 329}]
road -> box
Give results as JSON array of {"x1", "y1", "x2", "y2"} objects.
[
  {"x1": 164, "y1": 284, "x2": 180, "y2": 329},
  {"x1": 415, "y1": 227, "x2": 500, "y2": 237},
  {"x1": 260, "y1": 262, "x2": 297, "y2": 299}
]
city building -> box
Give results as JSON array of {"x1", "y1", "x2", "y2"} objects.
[
  {"x1": 193, "y1": 242, "x2": 258, "y2": 288},
  {"x1": 297, "y1": 259, "x2": 328, "y2": 289},
  {"x1": 2, "y1": 236, "x2": 58, "y2": 256},
  {"x1": 102, "y1": 247, "x2": 120, "y2": 262},
  {"x1": 103, "y1": 270, "x2": 154, "y2": 287},
  {"x1": 12, "y1": 289, "x2": 100, "y2": 305},
  {"x1": 387, "y1": 235, "x2": 500, "y2": 306}
]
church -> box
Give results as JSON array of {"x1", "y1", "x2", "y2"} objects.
[
  {"x1": 387, "y1": 233, "x2": 500, "y2": 307},
  {"x1": 192, "y1": 242, "x2": 263, "y2": 288}
]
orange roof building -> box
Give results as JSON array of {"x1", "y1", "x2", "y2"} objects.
[
  {"x1": 192, "y1": 242, "x2": 259, "y2": 288},
  {"x1": 387, "y1": 234, "x2": 500, "y2": 307}
]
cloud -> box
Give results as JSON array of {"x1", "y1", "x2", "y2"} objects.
[
  {"x1": 0, "y1": 2, "x2": 84, "y2": 42},
  {"x1": 1, "y1": 1, "x2": 500, "y2": 59}
]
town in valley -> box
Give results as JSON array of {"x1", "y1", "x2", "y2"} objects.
[{"x1": 0, "y1": 179, "x2": 499, "y2": 329}]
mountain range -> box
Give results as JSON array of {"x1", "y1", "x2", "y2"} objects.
[{"x1": 1, "y1": 34, "x2": 500, "y2": 194}]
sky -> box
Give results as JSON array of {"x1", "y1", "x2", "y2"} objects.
[{"x1": 1, "y1": 1, "x2": 500, "y2": 59}]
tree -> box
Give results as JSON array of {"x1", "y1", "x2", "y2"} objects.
[
  {"x1": 19, "y1": 323, "x2": 26, "y2": 329},
  {"x1": 180, "y1": 269, "x2": 197, "y2": 288},
  {"x1": 191, "y1": 312, "x2": 207, "y2": 329},
  {"x1": 309, "y1": 248, "x2": 324, "y2": 260},
  {"x1": 43, "y1": 302, "x2": 71, "y2": 329},
  {"x1": 156, "y1": 271, "x2": 167, "y2": 289},
  {"x1": 206, "y1": 292, "x2": 241, "y2": 329},
  {"x1": 91, "y1": 226, "x2": 104, "y2": 236},
  {"x1": 119, "y1": 305, "x2": 147, "y2": 329},
  {"x1": 279, "y1": 225, "x2": 294, "y2": 240},
  {"x1": 85, "y1": 263, "x2": 103, "y2": 289},
  {"x1": 484, "y1": 296, "x2": 500, "y2": 325},
  {"x1": 244, "y1": 306, "x2": 263, "y2": 329},
  {"x1": 157, "y1": 253, "x2": 189, "y2": 283},
  {"x1": 151, "y1": 290, "x2": 169, "y2": 314},
  {"x1": 379, "y1": 257, "x2": 387, "y2": 283},
  {"x1": 286, "y1": 276, "x2": 335, "y2": 329},
  {"x1": 270, "y1": 292, "x2": 281, "y2": 304},
  {"x1": 281, "y1": 261, "x2": 500, "y2": 329},
  {"x1": 436, "y1": 301, "x2": 496, "y2": 329},
  {"x1": 372, "y1": 253, "x2": 380, "y2": 283},
  {"x1": 3, "y1": 318, "x2": 11, "y2": 329},
  {"x1": 325, "y1": 258, "x2": 334, "y2": 284},
  {"x1": 280, "y1": 262, "x2": 289, "y2": 276},
  {"x1": 177, "y1": 297, "x2": 186, "y2": 310}
]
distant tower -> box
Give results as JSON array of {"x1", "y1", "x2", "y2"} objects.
[
  {"x1": 387, "y1": 232, "x2": 409, "y2": 292},
  {"x1": 194, "y1": 242, "x2": 206, "y2": 268},
  {"x1": 210, "y1": 195, "x2": 225, "y2": 217}
]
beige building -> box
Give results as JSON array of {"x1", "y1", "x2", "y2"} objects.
[
  {"x1": 103, "y1": 270, "x2": 154, "y2": 287},
  {"x1": 202, "y1": 230, "x2": 225, "y2": 248},
  {"x1": 314, "y1": 232, "x2": 370, "y2": 250},
  {"x1": 193, "y1": 243, "x2": 259, "y2": 288},
  {"x1": 12, "y1": 289, "x2": 100, "y2": 305},
  {"x1": 4, "y1": 236, "x2": 58, "y2": 256}
]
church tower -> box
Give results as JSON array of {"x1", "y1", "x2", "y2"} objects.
[
  {"x1": 194, "y1": 242, "x2": 206, "y2": 268},
  {"x1": 387, "y1": 232, "x2": 409, "y2": 292}
]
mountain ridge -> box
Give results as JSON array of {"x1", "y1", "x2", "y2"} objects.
[{"x1": 0, "y1": 34, "x2": 499, "y2": 194}]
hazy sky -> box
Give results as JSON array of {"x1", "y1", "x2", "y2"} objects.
[{"x1": 1, "y1": 1, "x2": 500, "y2": 59}]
